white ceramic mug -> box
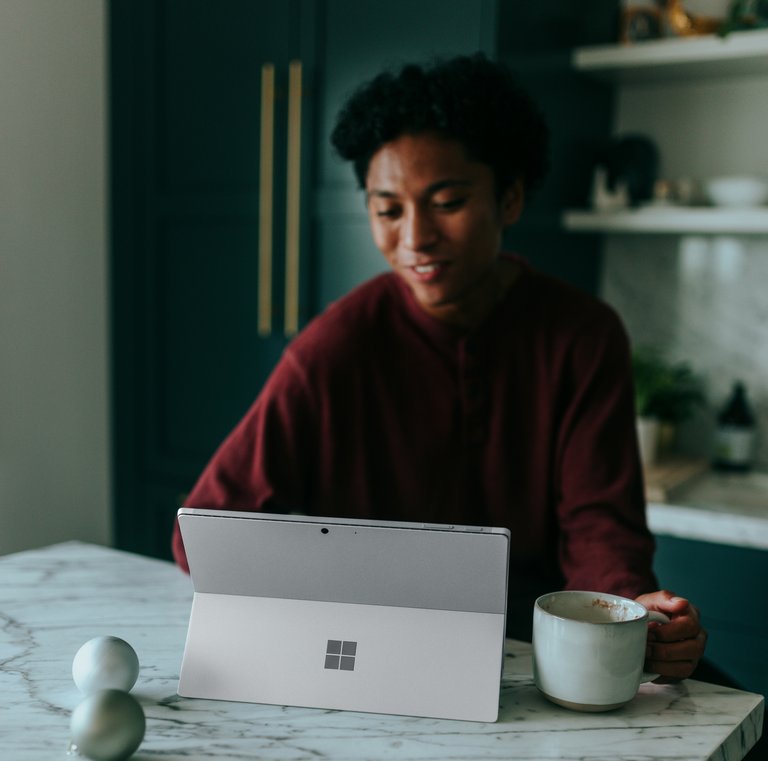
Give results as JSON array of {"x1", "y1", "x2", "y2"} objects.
[{"x1": 533, "y1": 590, "x2": 669, "y2": 712}]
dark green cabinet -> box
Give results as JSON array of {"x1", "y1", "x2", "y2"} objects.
[
  {"x1": 655, "y1": 536, "x2": 768, "y2": 697},
  {"x1": 110, "y1": 0, "x2": 316, "y2": 557}
]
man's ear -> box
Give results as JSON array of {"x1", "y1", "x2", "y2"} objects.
[{"x1": 500, "y1": 178, "x2": 525, "y2": 226}]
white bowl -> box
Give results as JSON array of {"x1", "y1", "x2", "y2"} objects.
[{"x1": 705, "y1": 175, "x2": 768, "y2": 208}]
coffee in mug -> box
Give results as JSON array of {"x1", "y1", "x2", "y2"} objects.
[{"x1": 533, "y1": 590, "x2": 669, "y2": 712}]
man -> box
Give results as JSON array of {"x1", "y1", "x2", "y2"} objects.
[{"x1": 172, "y1": 54, "x2": 706, "y2": 681}]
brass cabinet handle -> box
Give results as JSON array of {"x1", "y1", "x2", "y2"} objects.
[
  {"x1": 284, "y1": 60, "x2": 302, "y2": 337},
  {"x1": 258, "y1": 62, "x2": 275, "y2": 336}
]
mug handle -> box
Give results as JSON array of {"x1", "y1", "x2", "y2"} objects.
[{"x1": 640, "y1": 610, "x2": 671, "y2": 683}]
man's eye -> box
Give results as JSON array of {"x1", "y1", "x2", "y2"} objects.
[
  {"x1": 434, "y1": 197, "x2": 466, "y2": 211},
  {"x1": 376, "y1": 208, "x2": 400, "y2": 218}
]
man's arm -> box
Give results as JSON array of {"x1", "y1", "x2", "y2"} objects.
[
  {"x1": 553, "y1": 312, "x2": 705, "y2": 679},
  {"x1": 171, "y1": 350, "x2": 316, "y2": 572},
  {"x1": 555, "y1": 312, "x2": 656, "y2": 597}
]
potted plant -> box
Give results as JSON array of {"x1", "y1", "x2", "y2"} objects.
[{"x1": 632, "y1": 347, "x2": 705, "y2": 466}]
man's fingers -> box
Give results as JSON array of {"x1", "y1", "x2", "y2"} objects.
[
  {"x1": 645, "y1": 630, "x2": 708, "y2": 680},
  {"x1": 648, "y1": 614, "x2": 703, "y2": 643}
]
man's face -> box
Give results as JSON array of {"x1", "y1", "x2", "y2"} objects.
[{"x1": 365, "y1": 132, "x2": 521, "y2": 325}]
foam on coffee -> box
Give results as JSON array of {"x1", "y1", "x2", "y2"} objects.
[{"x1": 545, "y1": 597, "x2": 641, "y2": 624}]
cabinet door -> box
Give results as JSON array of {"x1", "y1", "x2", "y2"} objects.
[
  {"x1": 654, "y1": 536, "x2": 768, "y2": 697},
  {"x1": 111, "y1": 0, "x2": 315, "y2": 557}
]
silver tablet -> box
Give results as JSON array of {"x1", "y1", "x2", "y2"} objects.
[{"x1": 177, "y1": 508, "x2": 509, "y2": 722}]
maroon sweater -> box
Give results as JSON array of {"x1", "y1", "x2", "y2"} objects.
[{"x1": 172, "y1": 258, "x2": 656, "y2": 639}]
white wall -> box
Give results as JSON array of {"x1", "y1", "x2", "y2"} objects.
[
  {"x1": 601, "y1": 74, "x2": 768, "y2": 469},
  {"x1": 0, "y1": 0, "x2": 109, "y2": 554}
]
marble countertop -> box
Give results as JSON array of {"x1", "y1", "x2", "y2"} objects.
[
  {"x1": 1, "y1": 542, "x2": 763, "y2": 761},
  {"x1": 648, "y1": 470, "x2": 768, "y2": 549}
]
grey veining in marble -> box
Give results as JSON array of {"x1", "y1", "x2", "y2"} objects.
[
  {"x1": 0, "y1": 542, "x2": 763, "y2": 760},
  {"x1": 601, "y1": 234, "x2": 768, "y2": 469}
]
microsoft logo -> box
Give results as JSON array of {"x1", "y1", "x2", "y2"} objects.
[{"x1": 324, "y1": 639, "x2": 357, "y2": 671}]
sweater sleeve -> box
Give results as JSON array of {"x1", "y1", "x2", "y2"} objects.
[
  {"x1": 171, "y1": 349, "x2": 316, "y2": 572},
  {"x1": 554, "y1": 311, "x2": 658, "y2": 599}
]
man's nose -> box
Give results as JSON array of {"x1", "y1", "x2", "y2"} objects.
[{"x1": 402, "y1": 207, "x2": 438, "y2": 251}]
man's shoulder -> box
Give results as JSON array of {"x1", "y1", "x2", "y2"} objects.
[
  {"x1": 523, "y1": 265, "x2": 623, "y2": 332},
  {"x1": 288, "y1": 273, "x2": 403, "y2": 362}
]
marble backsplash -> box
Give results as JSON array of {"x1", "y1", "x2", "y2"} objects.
[{"x1": 600, "y1": 234, "x2": 768, "y2": 470}]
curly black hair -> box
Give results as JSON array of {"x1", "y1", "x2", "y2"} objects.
[{"x1": 330, "y1": 53, "x2": 549, "y2": 197}]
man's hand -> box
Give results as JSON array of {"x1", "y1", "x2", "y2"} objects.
[{"x1": 635, "y1": 589, "x2": 707, "y2": 682}]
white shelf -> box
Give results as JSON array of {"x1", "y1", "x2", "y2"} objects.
[
  {"x1": 573, "y1": 28, "x2": 768, "y2": 83},
  {"x1": 563, "y1": 207, "x2": 768, "y2": 234}
]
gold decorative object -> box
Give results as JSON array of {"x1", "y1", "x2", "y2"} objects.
[
  {"x1": 620, "y1": 1, "x2": 724, "y2": 43},
  {"x1": 660, "y1": 0, "x2": 723, "y2": 36}
]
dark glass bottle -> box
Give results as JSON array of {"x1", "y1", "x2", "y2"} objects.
[{"x1": 713, "y1": 381, "x2": 756, "y2": 472}]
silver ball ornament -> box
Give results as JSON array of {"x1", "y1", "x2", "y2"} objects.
[
  {"x1": 69, "y1": 689, "x2": 145, "y2": 761},
  {"x1": 73, "y1": 636, "x2": 139, "y2": 694}
]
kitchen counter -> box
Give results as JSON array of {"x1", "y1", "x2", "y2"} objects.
[
  {"x1": 0, "y1": 541, "x2": 763, "y2": 760},
  {"x1": 647, "y1": 469, "x2": 768, "y2": 550}
]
